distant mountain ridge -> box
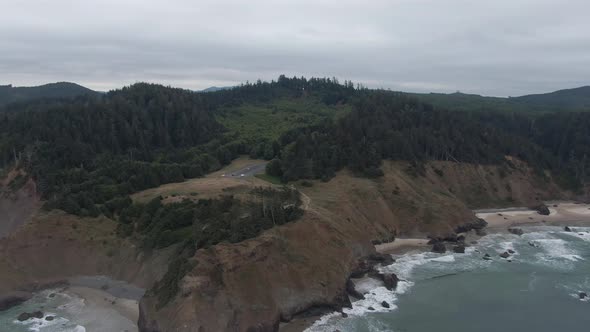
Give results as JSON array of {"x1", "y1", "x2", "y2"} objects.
[
  {"x1": 0, "y1": 82, "x2": 98, "y2": 107},
  {"x1": 2, "y1": 80, "x2": 588, "y2": 112},
  {"x1": 511, "y1": 86, "x2": 590, "y2": 110},
  {"x1": 411, "y1": 85, "x2": 590, "y2": 113},
  {"x1": 199, "y1": 86, "x2": 234, "y2": 93}
]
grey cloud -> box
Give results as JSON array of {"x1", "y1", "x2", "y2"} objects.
[{"x1": 0, "y1": 0, "x2": 589, "y2": 96}]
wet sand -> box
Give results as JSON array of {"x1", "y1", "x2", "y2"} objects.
[{"x1": 65, "y1": 276, "x2": 144, "y2": 332}]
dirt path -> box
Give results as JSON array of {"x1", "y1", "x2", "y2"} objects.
[{"x1": 299, "y1": 191, "x2": 312, "y2": 211}]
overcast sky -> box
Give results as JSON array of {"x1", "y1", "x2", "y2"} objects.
[{"x1": 1, "y1": 0, "x2": 589, "y2": 96}]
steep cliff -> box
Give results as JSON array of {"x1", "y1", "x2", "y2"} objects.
[{"x1": 138, "y1": 160, "x2": 573, "y2": 331}]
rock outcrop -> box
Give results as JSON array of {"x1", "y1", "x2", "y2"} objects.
[
  {"x1": 531, "y1": 204, "x2": 550, "y2": 216},
  {"x1": 345, "y1": 279, "x2": 365, "y2": 300},
  {"x1": 455, "y1": 218, "x2": 488, "y2": 234},
  {"x1": 453, "y1": 245, "x2": 466, "y2": 253},
  {"x1": 431, "y1": 242, "x2": 447, "y2": 253},
  {"x1": 508, "y1": 228, "x2": 524, "y2": 236}
]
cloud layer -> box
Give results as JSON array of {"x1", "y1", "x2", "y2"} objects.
[{"x1": 1, "y1": 0, "x2": 589, "y2": 95}]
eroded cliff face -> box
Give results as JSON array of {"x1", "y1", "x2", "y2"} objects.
[
  {"x1": 138, "y1": 160, "x2": 574, "y2": 332},
  {"x1": 0, "y1": 211, "x2": 174, "y2": 293}
]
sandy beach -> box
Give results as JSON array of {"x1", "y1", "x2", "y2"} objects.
[
  {"x1": 475, "y1": 201, "x2": 590, "y2": 230},
  {"x1": 61, "y1": 276, "x2": 143, "y2": 332},
  {"x1": 65, "y1": 286, "x2": 139, "y2": 331},
  {"x1": 375, "y1": 238, "x2": 431, "y2": 254},
  {"x1": 375, "y1": 202, "x2": 590, "y2": 256}
]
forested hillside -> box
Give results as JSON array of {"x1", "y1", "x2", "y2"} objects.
[
  {"x1": 268, "y1": 90, "x2": 590, "y2": 191},
  {"x1": 1, "y1": 76, "x2": 589, "y2": 234},
  {"x1": 0, "y1": 82, "x2": 98, "y2": 107}
]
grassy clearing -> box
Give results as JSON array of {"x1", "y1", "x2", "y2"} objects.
[
  {"x1": 255, "y1": 173, "x2": 283, "y2": 185},
  {"x1": 217, "y1": 97, "x2": 351, "y2": 143}
]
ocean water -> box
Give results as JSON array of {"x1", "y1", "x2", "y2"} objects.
[
  {"x1": 307, "y1": 226, "x2": 590, "y2": 332},
  {"x1": 0, "y1": 276, "x2": 142, "y2": 332},
  {"x1": 0, "y1": 290, "x2": 87, "y2": 332}
]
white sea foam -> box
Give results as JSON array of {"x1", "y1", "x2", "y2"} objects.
[
  {"x1": 353, "y1": 277, "x2": 384, "y2": 294},
  {"x1": 430, "y1": 255, "x2": 455, "y2": 263},
  {"x1": 380, "y1": 252, "x2": 457, "y2": 280},
  {"x1": 535, "y1": 238, "x2": 580, "y2": 258},
  {"x1": 305, "y1": 279, "x2": 413, "y2": 331},
  {"x1": 380, "y1": 252, "x2": 429, "y2": 279},
  {"x1": 560, "y1": 230, "x2": 590, "y2": 242},
  {"x1": 13, "y1": 314, "x2": 71, "y2": 332}
]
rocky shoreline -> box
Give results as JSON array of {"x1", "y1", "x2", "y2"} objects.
[{"x1": 282, "y1": 201, "x2": 590, "y2": 332}]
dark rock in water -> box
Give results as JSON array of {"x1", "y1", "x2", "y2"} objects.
[
  {"x1": 382, "y1": 273, "x2": 399, "y2": 291},
  {"x1": 45, "y1": 316, "x2": 54, "y2": 321},
  {"x1": 432, "y1": 242, "x2": 446, "y2": 253},
  {"x1": 341, "y1": 312, "x2": 348, "y2": 318},
  {"x1": 564, "y1": 226, "x2": 572, "y2": 232},
  {"x1": 475, "y1": 229, "x2": 487, "y2": 236},
  {"x1": 367, "y1": 270, "x2": 399, "y2": 291},
  {"x1": 508, "y1": 228, "x2": 524, "y2": 236},
  {"x1": 453, "y1": 245, "x2": 466, "y2": 253},
  {"x1": 483, "y1": 254, "x2": 492, "y2": 261},
  {"x1": 48, "y1": 293, "x2": 56, "y2": 298},
  {"x1": 507, "y1": 260, "x2": 512, "y2": 262},
  {"x1": 0, "y1": 291, "x2": 32, "y2": 311},
  {"x1": 457, "y1": 235, "x2": 466, "y2": 243},
  {"x1": 345, "y1": 279, "x2": 365, "y2": 300},
  {"x1": 17, "y1": 312, "x2": 32, "y2": 321},
  {"x1": 579, "y1": 292, "x2": 587, "y2": 299},
  {"x1": 381, "y1": 301, "x2": 390, "y2": 308},
  {"x1": 528, "y1": 241, "x2": 539, "y2": 248},
  {"x1": 508, "y1": 249, "x2": 515, "y2": 254},
  {"x1": 531, "y1": 204, "x2": 550, "y2": 216},
  {"x1": 470, "y1": 241, "x2": 478, "y2": 245},
  {"x1": 499, "y1": 252, "x2": 510, "y2": 259},
  {"x1": 17, "y1": 311, "x2": 43, "y2": 321},
  {"x1": 455, "y1": 218, "x2": 488, "y2": 234},
  {"x1": 367, "y1": 306, "x2": 375, "y2": 311}
]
